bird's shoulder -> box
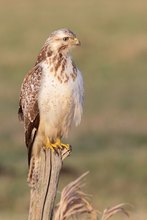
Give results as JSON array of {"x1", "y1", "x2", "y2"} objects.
[{"x1": 18, "y1": 64, "x2": 43, "y2": 123}]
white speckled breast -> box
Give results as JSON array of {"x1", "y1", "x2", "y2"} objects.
[{"x1": 38, "y1": 59, "x2": 83, "y2": 140}]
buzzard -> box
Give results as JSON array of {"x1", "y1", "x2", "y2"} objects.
[{"x1": 18, "y1": 29, "x2": 84, "y2": 167}]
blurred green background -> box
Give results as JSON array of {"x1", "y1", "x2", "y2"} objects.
[{"x1": 1, "y1": 0, "x2": 147, "y2": 219}]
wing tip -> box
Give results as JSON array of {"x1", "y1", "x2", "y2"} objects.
[{"x1": 18, "y1": 106, "x2": 24, "y2": 121}]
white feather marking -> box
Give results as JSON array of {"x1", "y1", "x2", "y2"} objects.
[
  {"x1": 38, "y1": 58, "x2": 83, "y2": 139},
  {"x1": 31, "y1": 84, "x2": 34, "y2": 91}
]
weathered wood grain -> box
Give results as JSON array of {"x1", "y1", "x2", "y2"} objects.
[{"x1": 28, "y1": 147, "x2": 71, "y2": 220}]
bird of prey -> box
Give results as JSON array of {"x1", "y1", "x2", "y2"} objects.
[{"x1": 18, "y1": 29, "x2": 84, "y2": 167}]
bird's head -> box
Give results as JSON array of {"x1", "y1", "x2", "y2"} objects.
[{"x1": 46, "y1": 29, "x2": 81, "y2": 55}]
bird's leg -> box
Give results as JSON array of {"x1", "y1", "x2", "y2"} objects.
[
  {"x1": 43, "y1": 137, "x2": 70, "y2": 151},
  {"x1": 54, "y1": 138, "x2": 70, "y2": 150},
  {"x1": 43, "y1": 136, "x2": 55, "y2": 152}
]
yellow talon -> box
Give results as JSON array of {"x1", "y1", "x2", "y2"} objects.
[
  {"x1": 44, "y1": 137, "x2": 55, "y2": 152},
  {"x1": 55, "y1": 138, "x2": 70, "y2": 150},
  {"x1": 60, "y1": 143, "x2": 70, "y2": 150},
  {"x1": 43, "y1": 137, "x2": 70, "y2": 152}
]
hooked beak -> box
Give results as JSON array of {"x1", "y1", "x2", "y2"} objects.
[{"x1": 73, "y1": 37, "x2": 81, "y2": 46}]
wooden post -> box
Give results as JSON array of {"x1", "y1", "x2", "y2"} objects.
[{"x1": 28, "y1": 147, "x2": 71, "y2": 220}]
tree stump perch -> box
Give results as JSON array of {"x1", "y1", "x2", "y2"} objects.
[{"x1": 28, "y1": 147, "x2": 71, "y2": 220}]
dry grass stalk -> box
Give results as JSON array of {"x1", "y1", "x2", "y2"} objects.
[
  {"x1": 100, "y1": 203, "x2": 131, "y2": 220},
  {"x1": 55, "y1": 173, "x2": 131, "y2": 220},
  {"x1": 54, "y1": 172, "x2": 98, "y2": 220}
]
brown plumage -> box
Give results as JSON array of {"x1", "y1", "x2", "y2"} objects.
[{"x1": 18, "y1": 29, "x2": 84, "y2": 166}]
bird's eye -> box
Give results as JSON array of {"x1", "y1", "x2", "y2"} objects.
[{"x1": 63, "y1": 37, "x2": 69, "y2": 41}]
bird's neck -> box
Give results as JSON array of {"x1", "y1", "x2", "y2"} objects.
[
  {"x1": 35, "y1": 43, "x2": 71, "y2": 66},
  {"x1": 44, "y1": 51, "x2": 76, "y2": 84}
]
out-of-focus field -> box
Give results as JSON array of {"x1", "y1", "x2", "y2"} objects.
[{"x1": 1, "y1": 0, "x2": 147, "y2": 219}]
